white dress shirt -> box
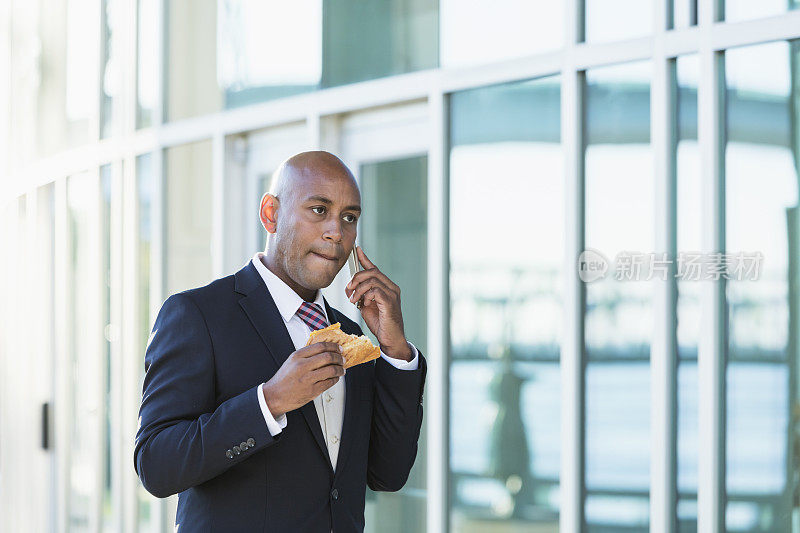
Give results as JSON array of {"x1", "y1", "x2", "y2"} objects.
[{"x1": 252, "y1": 252, "x2": 419, "y2": 472}]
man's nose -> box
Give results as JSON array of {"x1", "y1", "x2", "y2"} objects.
[{"x1": 322, "y1": 219, "x2": 343, "y2": 242}]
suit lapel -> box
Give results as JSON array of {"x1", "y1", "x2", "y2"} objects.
[{"x1": 235, "y1": 260, "x2": 331, "y2": 472}]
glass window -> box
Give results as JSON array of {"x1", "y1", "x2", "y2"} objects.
[
  {"x1": 322, "y1": 0, "x2": 438, "y2": 87},
  {"x1": 135, "y1": 153, "x2": 158, "y2": 531},
  {"x1": 675, "y1": 54, "x2": 700, "y2": 533},
  {"x1": 100, "y1": 165, "x2": 114, "y2": 532},
  {"x1": 672, "y1": 0, "x2": 698, "y2": 29},
  {"x1": 215, "y1": 0, "x2": 438, "y2": 111},
  {"x1": 449, "y1": 75, "x2": 562, "y2": 531},
  {"x1": 9, "y1": 0, "x2": 94, "y2": 165},
  {"x1": 358, "y1": 156, "x2": 428, "y2": 533},
  {"x1": 724, "y1": 41, "x2": 799, "y2": 533},
  {"x1": 440, "y1": 0, "x2": 562, "y2": 68},
  {"x1": 244, "y1": 122, "x2": 310, "y2": 253},
  {"x1": 584, "y1": 60, "x2": 652, "y2": 532},
  {"x1": 165, "y1": 141, "x2": 213, "y2": 294},
  {"x1": 584, "y1": 0, "x2": 652, "y2": 44},
  {"x1": 218, "y1": 0, "x2": 322, "y2": 107},
  {"x1": 67, "y1": 171, "x2": 102, "y2": 532},
  {"x1": 165, "y1": 0, "x2": 222, "y2": 121},
  {"x1": 724, "y1": 0, "x2": 799, "y2": 23},
  {"x1": 100, "y1": 0, "x2": 121, "y2": 138},
  {"x1": 137, "y1": 0, "x2": 158, "y2": 128}
]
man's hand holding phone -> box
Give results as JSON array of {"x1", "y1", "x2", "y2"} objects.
[{"x1": 345, "y1": 246, "x2": 413, "y2": 362}]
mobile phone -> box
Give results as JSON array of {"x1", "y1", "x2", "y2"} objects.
[{"x1": 347, "y1": 245, "x2": 364, "y2": 309}]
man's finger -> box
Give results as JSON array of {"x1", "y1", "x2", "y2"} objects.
[
  {"x1": 362, "y1": 286, "x2": 390, "y2": 309},
  {"x1": 306, "y1": 350, "x2": 345, "y2": 370},
  {"x1": 349, "y1": 278, "x2": 393, "y2": 306},
  {"x1": 346, "y1": 270, "x2": 399, "y2": 297},
  {"x1": 301, "y1": 342, "x2": 341, "y2": 356},
  {"x1": 309, "y1": 362, "x2": 345, "y2": 383}
]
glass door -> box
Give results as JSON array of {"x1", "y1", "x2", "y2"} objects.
[{"x1": 335, "y1": 102, "x2": 429, "y2": 533}]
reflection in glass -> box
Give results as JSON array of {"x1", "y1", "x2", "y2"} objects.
[
  {"x1": 584, "y1": 0, "x2": 652, "y2": 44},
  {"x1": 672, "y1": 0, "x2": 698, "y2": 29},
  {"x1": 218, "y1": 0, "x2": 322, "y2": 106},
  {"x1": 137, "y1": 0, "x2": 158, "y2": 127},
  {"x1": 724, "y1": 41, "x2": 800, "y2": 533},
  {"x1": 440, "y1": 0, "x2": 562, "y2": 68},
  {"x1": 63, "y1": 0, "x2": 93, "y2": 147},
  {"x1": 9, "y1": 0, "x2": 93, "y2": 162},
  {"x1": 100, "y1": 0, "x2": 120, "y2": 138},
  {"x1": 165, "y1": 141, "x2": 213, "y2": 294},
  {"x1": 166, "y1": 0, "x2": 222, "y2": 121},
  {"x1": 135, "y1": 153, "x2": 157, "y2": 531},
  {"x1": 584, "y1": 61, "x2": 652, "y2": 532},
  {"x1": 675, "y1": 54, "x2": 700, "y2": 533},
  {"x1": 217, "y1": 0, "x2": 437, "y2": 108},
  {"x1": 724, "y1": 0, "x2": 799, "y2": 23},
  {"x1": 359, "y1": 156, "x2": 428, "y2": 533},
  {"x1": 67, "y1": 171, "x2": 100, "y2": 532},
  {"x1": 100, "y1": 165, "x2": 114, "y2": 531},
  {"x1": 449, "y1": 76, "x2": 562, "y2": 531},
  {"x1": 322, "y1": 0, "x2": 438, "y2": 87}
]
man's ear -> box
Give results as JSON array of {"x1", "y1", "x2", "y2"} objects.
[{"x1": 260, "y1": 193, "x2": 279, "y2": 233}]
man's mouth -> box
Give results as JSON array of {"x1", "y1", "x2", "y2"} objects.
[{"x1": 312, "y1": 252, "x2": 338, "y2": 262}]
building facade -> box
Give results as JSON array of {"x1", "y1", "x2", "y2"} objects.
[{"x1": 2, "y1": 0, "x2": 800, "y2": 532}]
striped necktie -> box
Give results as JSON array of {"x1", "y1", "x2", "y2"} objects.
[{"x1": 297, "y1": 301, "x2": 329, "y2": 331}]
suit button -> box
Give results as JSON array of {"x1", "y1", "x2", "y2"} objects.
[
  {"x1": 226, "y1": 450, "x2": 234, "y2": 459},
  {"x1": 240, "y1": 441, "x2": 248, "y2": 450},
  {"x1": 233, "y1": 446, "x2": 241, "y2": 455},
  {"x1": 331, "y1": 488, "x2": 339, "y2": 500},
  {"x1": 247, "y1": 438, "x2": 255, "y2": 447}
]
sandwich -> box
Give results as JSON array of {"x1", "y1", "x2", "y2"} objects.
[{"x1": 305, "y1": 322, "x2": 381, "y2": 369}]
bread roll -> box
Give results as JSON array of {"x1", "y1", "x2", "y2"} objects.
[{"x1": 305, "y1": 322, "x2": 380, "y2": 369}]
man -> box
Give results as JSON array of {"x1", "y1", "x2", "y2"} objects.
[{"x1": 134, "y1": 151, "x2": 427, "y2": 532}]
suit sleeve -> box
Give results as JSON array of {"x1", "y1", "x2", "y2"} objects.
[
  {"x1": 134, "y1": 293, "x2": 280, "y2": 498},
  {"x1": 357, "y1": 325, "x2": 427, "y2": 492}
]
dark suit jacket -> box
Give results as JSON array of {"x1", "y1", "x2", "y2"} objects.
[{"x1": 134, "y1": 259, "x2": 427, "y2": 532}]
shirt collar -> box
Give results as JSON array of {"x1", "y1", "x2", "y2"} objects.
[{"x1": 252, "y1": 252, "x2": 329, "y2": 324}]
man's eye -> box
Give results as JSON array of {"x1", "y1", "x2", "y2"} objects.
[
  {"x1": 344, "y1": 214, "x2": 357, "y2": 223},
  {"x1": 311, "y1": 206, "x2": 325, "y2": 215}
]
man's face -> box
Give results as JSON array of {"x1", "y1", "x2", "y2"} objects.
[{"x1": 271, "y1": 170, "x2": 361, "y2": 292}]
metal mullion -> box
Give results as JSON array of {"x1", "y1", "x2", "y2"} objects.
[
  {"x1": 121, "y1": 155, "x2": 140, "y2": 533},
  {"x1": 53, "y1": 178, "x2": 71, "y2": 533},
  {"x1": 0, "y1": 0, "x2": 9, "y2": 182},
  {"x1": 155, "y1": 0, "x2": 166, "y2": 128},
  {"x1": 697, "y1": 0, "x2": 726, "y2": 529},
  {"x1": 90, "y1": 167, "x2": 105, "y2": 533},
  {"x1": 90, "y1": 0, "x2": 103, "y2": 144},
  {"x1": 1, "y1": 199, "x2": 21, "y2": 531},
  {"x1": 107, "y1": 160, "x2": 126, "y2": 532},
  {"x1": 651, "y1": 0, "x2": 679, "y2": 525},
  {"x1": 560, "y1": 67, "x2": 586, "y2": 533},
  {"x1": 119, "y1": 2, "x2": 144, "y2": 523},
  {"x1": 709, "y1": 9, "x2": 800, "y2": 50},
  {"x1": 149, "y1": 144, "x2": 168, "y2": 531},
  {"x1": 122, "y1": 0, "x2": 138, "y2": 136},
  {"x1": 426, "y1": 88, "x2": 449, "y2": 533},
  {"x1": 561, "y1": 0, "x2": 585, "y2": 530}
]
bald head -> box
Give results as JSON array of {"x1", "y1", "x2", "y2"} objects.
[
  {"x1": 269, "y1": 151, "x2": 358, "y2": 210},
  {"x1": 259, "y1": 150, "x2": 361, "y2": 301}
]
